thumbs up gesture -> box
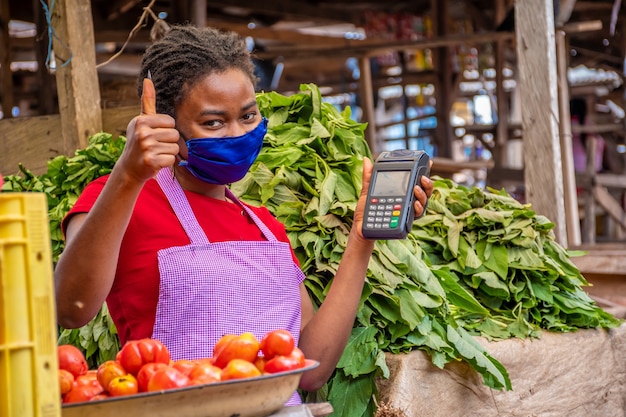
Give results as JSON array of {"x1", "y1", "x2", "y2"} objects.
[{"x1": 118, "y1": 77, "x2": 180, "y2": 183}]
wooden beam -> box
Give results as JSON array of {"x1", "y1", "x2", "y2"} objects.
[
  {"x1": 105, "y1": 0, "x2": 143, "y2": 21},
  {"x1": 205, "y1": 0, "x2": 360, "y2": 24},
  {"x1": 561, "y1": 19, "x2": 603, "y2": 33},
  {"x1": 34, "y1": 0, "x2": 56, "y2": 115},
  {"x1": 593, "y1": 184, "x2": 626, "y2": 231},
  {"x1": 0, "y1": 0, "x2": 14, "y2": 118},
  {"x1": 556, "y1": 30, "x2": 581, "y2": 246},
  {"x1": 50, "y1": 0, "x2": 102, "y2": 151},
  {"x1": 515, "y1": 0, "x2": 569, "y2": 245},
  {"x1": 358, "y1": 56, "x2": 378, "y2": 155},
  {"x1": 191, "y1": 0, "x2": 207, "y2": 27},
  {"x1": 431, "y1": 0, "x2": 453, "y2": 159},
  {"x1": 556, "y1": 0, "x2": 578, "y2": 27}
]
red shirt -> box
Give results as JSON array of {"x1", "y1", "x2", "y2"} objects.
[{"x1": 62, "y1": 175, "x2": 298, "y2": 344}]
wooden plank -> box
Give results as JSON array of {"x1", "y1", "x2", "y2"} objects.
[
  {"x1": 0, "y1": 114, "x2": 63, "y2": 175},
  {"x1": 0, "y1": 106, "x2": 138, "y2": 176},
  {"x1": 515, "y1": 0, "x2": 568, "y2": 245},
  {"x1": 50, "y1": 0, "x2": 102, "y2": 151},
  {"x1": 593, "y1": 184, "x2": 626, "y2": 231}
]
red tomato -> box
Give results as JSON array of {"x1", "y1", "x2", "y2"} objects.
[
  {"x1": 89, "y1": 393, "x2": 110, "y2": 401},
  {"x1": 147, "y1": 366, "x2": 190, "y2": 392},
  {"x1": 188, "y1": 361, "x2": 222, "y2": 383},
  {"x1": 171, "y1": 359, "x2": 197, "y2": 376},
  {"x1": 263, "y1": 348, "x2": 306, "y2": 374},
  {"x1": 137, "y1": 362, "x2": 168, "y2": 392},
  {"x1": 260, "y1": 330, "x2": 295, "y2": 359},
  {"x1": 190, "y1": 373, "x2": 221, "y2": 385},
  {"x1": 96, "y1": 360, "x2": 127, "y2": 392},
  {"x1": 212, "y1": 333, "x2": 260, "y2": 368},
  {"x1": 108, "y1": 374, "x2": 139, "y2": 397},
  {"x1": 118, "y1": 338, "x2": 171, "y2": 376},
  {"x1": 213, "y1": 334, "x2": 237, "y2": 357},
  {"x1": 58, "y1": 369, "x2": 75, "y2": 396},
  {"x1": 221, "y1": 359, "x2": 262, "y2": 381},
  {"x1": 63, "y1": 382, "x2": 103, "y2": 403},
  {"x1": 57, "y1": 345, "x2": 88, "y2": 378},
  {"x1": 74, "y1": 370, "x2": 101, "y2": 388}
]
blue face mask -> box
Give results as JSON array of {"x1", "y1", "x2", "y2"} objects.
[{"x1": 179, "y1": 118, "x2": 267, "y2": 184}]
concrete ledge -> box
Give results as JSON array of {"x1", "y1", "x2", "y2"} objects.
[{"x1": 377, "y1": 324, "x2": 626, "y2": 417}]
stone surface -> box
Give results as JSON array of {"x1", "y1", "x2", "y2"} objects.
[{"x1": 376, "y1": 324, "x2": 626, "y2": 417}]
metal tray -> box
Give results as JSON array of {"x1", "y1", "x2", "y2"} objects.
[{"x1": 62, "y1": 359, "x2": 319, "y2": 417}]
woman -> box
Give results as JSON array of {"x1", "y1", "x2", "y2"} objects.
[{"x1": 54, "y1": 25, "x2": 433, "y2": 402}]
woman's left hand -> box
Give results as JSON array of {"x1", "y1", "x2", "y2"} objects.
[{"x1": 353, "y1": 157, "x2": 434, "y2": 241}]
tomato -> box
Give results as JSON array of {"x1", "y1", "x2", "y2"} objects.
[
  {"x1": 57, "y1": 345, "x2": 88, "y2": 378},
  {"x1": 260, "y1": 330, "x2": 295, "y2": 359},
  {"x1": 89, "y1": 393, "x2": 110, "y2": 401},
  {"x1": 74, "y1": 370, "x2": 101, "y2": 388},
  {"x1": 221, "y1": 359, "x2": 262, "y2": 381},
  {"x1": 96, "y1": 360, "x2": 127, "y2": 392},
  {"x1": 212, "y1": 333, "x2": 260, "y2": 368},
  {"x1": 63, "y1": 382, "x2": 103, "y2": 403},
  {"x1": 58, "y1": 369, "x2": 75, "y2": 396},
  {"x1": 147, "y1": 366, "x2": 190, "y2": 392},
  {"x1": 190, "y1": 373, "x2": 221, "y2": 385},
  {"x1": 171, "y1": 359, "x2": 197, "y2": 376},
  {"x1": 137, "y1": 362, "x2": 168, "y2": 392},
  {"x1": 213, "y1": 334, "x2": 237, "y2": 357},
  {"x1": 118, "y1": 338, "x2": 171, "y2": 376},
  {"x1": 254, "y1": 356, "x2": 267, "y2": 373},
  {"x1": 108, "y1": 374, "x2": 139, "y2": 397},
  {"x1": 188, "y1": 361, "x2": 222, "y2": 383},
  {"x1": 263, "y1": 348, "x2": 306, "y2": 374}
]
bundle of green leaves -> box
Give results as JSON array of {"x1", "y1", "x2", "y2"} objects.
[{"x1": 2, "y1": 83, "x2": 620, "y2": 417}]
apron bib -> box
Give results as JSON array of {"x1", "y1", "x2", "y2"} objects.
[{"x1": 151, "y1": 168, "x2": 303, "y2": 368}]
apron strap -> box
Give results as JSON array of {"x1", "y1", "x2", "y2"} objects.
[
  {"x1": 156, "y1": 168, "x2": 280, "y2": 244},
  {"x1": 225, "y1": 188, "x2": 279, "y2": 242},
  {"x1": 156, "y1": 168, "x2": 209, "y2": 244}
]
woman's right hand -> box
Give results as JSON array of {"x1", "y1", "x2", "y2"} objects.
[{"x1": 118, "y1": 78, "x2": 180, "y2": 183}]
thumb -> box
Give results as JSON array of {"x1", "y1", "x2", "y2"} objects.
[
  {"x1": 360, "y1": 156, "x2": 373, "y2": 196},
  {"x1": 141, "y1": 77, "x2": 157, "y2": 115}
]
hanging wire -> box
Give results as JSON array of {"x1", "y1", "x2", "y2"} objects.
[
  {"x1": 39, "y1": 0, "x2": 73, "y2": 69},
  {"x1": 97, "y1": 0, "x2": 170, "y2": 68}
]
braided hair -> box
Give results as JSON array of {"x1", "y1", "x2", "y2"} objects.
[{"x1": 137, "y1": 25, "x2": 257, "y2": 117}]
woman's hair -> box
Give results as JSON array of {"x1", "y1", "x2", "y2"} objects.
[{"x1": 137, "y1": 25, "x2": 257, "y2": 117}]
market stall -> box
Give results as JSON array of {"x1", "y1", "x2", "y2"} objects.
[{"x1": 2, "y1": 1, "x2": 626, "y2": 417}]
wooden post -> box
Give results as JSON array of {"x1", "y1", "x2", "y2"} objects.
[
  {"x1": 191, "y1": 0, "x2": 207, "y2": 27},
  {"x1": 34, "y1": 0, "x2": 56, "y2": 115},
  {"x1": 515, "y1": 0, "x2": 568, "y2": 245},
  {"x1": 431, "y1": 0, "x2": 453, "y2": 158},
  {"x1": 556, "y1": 30, "x2": 581, "y2": 247},
  {"x1": 49, "y1": 0, "x2": 102, "y2": 152},
  {"x1": 0, "y1": 0, "x2": 14, "y2": 119},
  {"x1": 359, "y1": 55, "x2": 378, "y2": 155}
]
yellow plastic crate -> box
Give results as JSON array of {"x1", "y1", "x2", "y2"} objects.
[{"x1": 0, "y1": 193, "x2": 60, "y2": 417}]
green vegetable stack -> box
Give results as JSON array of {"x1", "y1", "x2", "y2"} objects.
[{"x1": 2, "y1": 83, "x2": 621, "y2": 417}]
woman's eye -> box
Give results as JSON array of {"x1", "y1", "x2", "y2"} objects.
[
  {"x1": 203, "y1": 120, "x2": 222, "y2": 128},
  {"x1": 242, "y1": 112, "x2": 257, "y2": 122}
]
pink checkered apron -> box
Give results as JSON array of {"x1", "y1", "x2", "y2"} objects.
[{"x1": 152, "y1": 168, "x2": 304, "y2": 405}]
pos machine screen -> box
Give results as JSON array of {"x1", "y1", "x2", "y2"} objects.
[{"x1": 371, "y1": 170, "x2": 410, "y2": 197}]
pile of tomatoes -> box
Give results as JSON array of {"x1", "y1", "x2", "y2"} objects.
[{"x1": 58, "y1": 329, "x2": 307, "y2": 404}]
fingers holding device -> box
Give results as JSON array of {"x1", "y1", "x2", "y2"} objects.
[{"x1": 362, "y1": 149, "x2": 431, "y2": 240}]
